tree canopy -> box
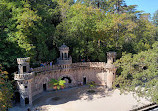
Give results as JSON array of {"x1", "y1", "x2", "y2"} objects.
[
  {"x1": 0, "y1": 0, "x2": 158, "y2": 104},
  {"x1": 114, "y1": 42, "x2": 158, "y2": 103},
  {"x1": 0, "y1": 65, "x2": 13, "y2": 111}
]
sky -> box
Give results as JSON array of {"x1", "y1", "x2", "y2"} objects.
[{"x1": 125, "y1": 0, "x2": 158, "y2": 17}]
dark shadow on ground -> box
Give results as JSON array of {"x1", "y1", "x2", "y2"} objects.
[{"x1": 32, "y1": 85, "x2": 113, "y2": 108}]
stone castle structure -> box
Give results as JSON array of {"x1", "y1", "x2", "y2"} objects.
[{"x1": 14, "y1": 44, "x2": 117, "y2": 107}]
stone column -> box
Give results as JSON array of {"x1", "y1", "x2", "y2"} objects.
[
  {"x1": 107, "y1": 70, "x2": 113, "y2": 89},
  {"x1": 66, "y1": 52, "x2": 68, "y2": 60},
  {"x1": 20, "y1": 95, "x2": 25, "y2": 107},
  {"x1": 26, "y1": 63, "x2": 30, "y2": 73},
  {"x1": 28, "y1": 80, "x2": 32, "y2": 106},
  {"x1": 60, "y1": 52, "x2": 62, "y2": 59},
  {"x1": 19, "y1": 65, "x2": 23, "y2": 74}
]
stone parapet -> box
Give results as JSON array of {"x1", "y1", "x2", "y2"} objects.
[
  {"x1": 14, "y1": 72, "x2": 34, "y2": 80},
  {"x1": 32, "y1": 64, "x2": 71, "y2": 72},
  {"x1": 32, "y1": 62, "x2": 107, "y2": 73},
  {"x1": 57, "y1": 57, "x2": 72, "y2": 65},
  {"x1": 17, "y1": 57, "x2": 30, "y2": 64},
  {"x1": 72, "y1": 62, "x2": 106, "y2": 68}
]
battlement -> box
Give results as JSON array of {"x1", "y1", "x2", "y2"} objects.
[
  {"x1": 72, "y1": 62, "x2": 106, "y2": 68},
  {"x1": 17, "y1": 57, "x2": 30, "y2": 64},
  {"x1": 14, "y1": 72, "x2": 34, "y2": 80}
]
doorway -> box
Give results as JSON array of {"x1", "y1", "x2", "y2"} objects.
[
  {"x1": 43, "y1": 84, "x2": 47, "y2": 91},
  {"x1": 23, "y1": 66, "x2": 26, "y2": 72},
  {"x1": 83, "y1": 77, "x2": 86, "y2": 85},
  {"x1": 15, "y1": 92, "x2": 20, "y2": 104},
  {"x1": 25, "y1": 98, "x2": 29, "y2": 104}
]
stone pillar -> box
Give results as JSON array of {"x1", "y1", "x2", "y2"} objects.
[
  {"x1": 107, "y1": 70, "x2": 113, "y2": 89},
  {"x1": 28, "y1": 80, "x2": 32, "y2": 106},
  {"x1": 19, "y1": 65, "x2": 23, "y2": 74},
  {"x1": 20, "y1": 95, "x2": 25, "y2": 107},
  {"x1": 62, "y1": 53, "x2": 64, "y2": 60},
  {"x1": 26, "y1": 63, "x2": 30, "y2": 73},
  {"x1": 67, "y1": 52, "x2": 68, "y2": 59},
  {"x1": 60, "y1": 52, "x2": 62, "y2": 59}
]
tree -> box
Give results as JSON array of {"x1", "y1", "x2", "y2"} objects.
[
  {"x1": 0, "y1": 65, "x2": 13, "y2": 111},
  {"x1": 153, "y1": 10, "x2": 158, "y2": 26},
  {"x1": 114, "y1": 41, "x2": 158, "y2": 103}
]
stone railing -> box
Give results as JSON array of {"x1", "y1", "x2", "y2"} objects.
[
  {"x1": 17, "y1": 57, "x2": 30, "y2": 64},
  {"x1": 32, "y1": 62, "x2": 106, "y2": 73},
  {"x1": 14, "y1": 72, "x2": 34, "y2": 80},
  {"x1": 57, "y1": 57, "x2": 72, "y2": 65},
  {"x1": 33, "y1": 65, "x2": 53, "y2": 72},
  {"x1": 72, "y1": 62, "x2": 106, "y2": 68},
  {"x1": 32, "y1": 64, "x2": 71, "y2": 72}
]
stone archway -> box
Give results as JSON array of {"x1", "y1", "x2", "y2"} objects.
[
  {"x1": 42, "y1": 77, "x2": 48, "y2": 91},
  {"x1": 61, "y1": 77, "x2": 72, "y2": 83},
  {"x1": 60, "y1": 75, "x2": 76, "y2": 87}
]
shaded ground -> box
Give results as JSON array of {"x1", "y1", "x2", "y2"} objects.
[{"x1": 9, "y1": 86, "x2": 151, "y2": 111}]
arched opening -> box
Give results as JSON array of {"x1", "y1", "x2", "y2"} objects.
[
  {"x1": 64, "y1": 53, "x2": 67, "y2": 59},
  {"x1": 15, "y1": 92, "x2": 20, "y2": 104},
  {"x1": 113, "y1": 58, "x2": 115, "y2": 62},
  {"x1": 61, "y1": 77, "x2": 72, "y2": 83},
  {"x1": 83, "y1": 77, "x2": 86, "y2": 85},
  {"x1": 23, "y1": 66, "x2": 26, "y2": 72},
  {"x1": 25, "y1": 98, "x2": 29, "y2": 105},
  {"x1": 43, "y1": 84, "x2": 47, "y2": 91}
]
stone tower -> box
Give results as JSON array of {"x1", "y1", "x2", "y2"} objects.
[
  {"x1": 14, "y1": 57, "x2": 34, "y2": 107},
  {"x1": 57, "y1": 44, "x2": 72, "y2": 68},
  {"x1": 106, "y1": 52, "x2": 117, "y2": 89}
]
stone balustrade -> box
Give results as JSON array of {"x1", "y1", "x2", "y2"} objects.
[
  {"x1": 72, "y1": 62, "x2": 106, "y2": 68},
  {"x1": 57, "y1": 57, "x2": 72, "y2": 65},
  {"x1": 32, "y1": 62, "x2": 107, "y2": 73},
  {"x1": 17, "y1": 57, "x2": 30, "y2": 64},
  {"x1": 32, "y1": 64, "x2": 71, "y2": 72},
  {"x1": 14, "y1": 72, "x2": 34, "y2": 80}
]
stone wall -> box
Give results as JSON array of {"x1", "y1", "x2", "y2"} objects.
[{"x1": 30, "y1": 65, "x2": 107, "y2": 99}]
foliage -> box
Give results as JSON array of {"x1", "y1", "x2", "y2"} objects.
[
  {"x1": 88, "y1": 81, "x2": 96, "y2": 89},
  {"x1": 0, "y1": 65, "x2": 13, "y2": 111},
  {"x1": 0, "y1": 0, "x2": 157, "y2": 72},
  {"x1": 49, "y1": 78, "x2": 66, "y2": 90},
  {"x1": 153, "y1": 10, "x2": 158, "y2": 26},
  {"x1": 113, "y1": 42, "x2": 158, "y2": 103}
]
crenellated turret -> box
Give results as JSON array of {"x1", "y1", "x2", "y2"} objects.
[
  {"x1": 106, "y1": 52, "x2": 117, "y2": 89},
  {"x1": 15, "y1": 57, "x2": 34, "y2": 107},
  {"x1": 17, "y1": 57, "x2": 30, "y2": 74}
]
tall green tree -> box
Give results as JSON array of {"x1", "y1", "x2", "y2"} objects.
[
  {"x1": 114, "y1": 41, "x2": 158, "y2": 103},
  {"x1": 153, "y1": 10, "x2": 158, "y2": 26},
  {"x1": 0, "y1": 65, "x2": 13, "y2": 111}
]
